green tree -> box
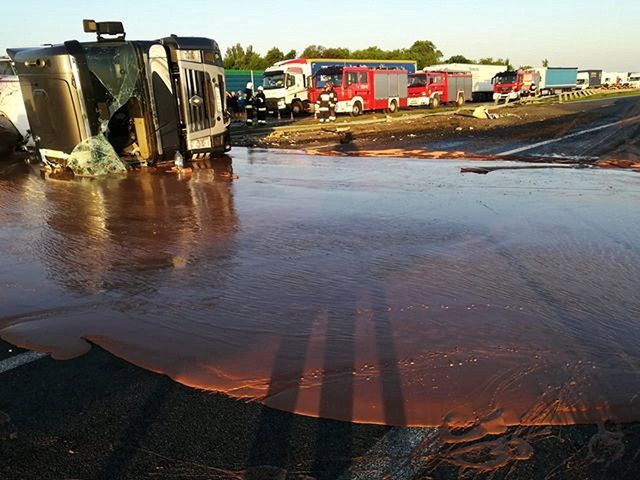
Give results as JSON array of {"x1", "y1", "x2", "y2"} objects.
[
  {"x1": 284, "y1": 49, "x2": 297, "y2": 60},
  {"x1": 323, "y1": 47, "x2": 351, "y2": 59},
  {"x1": 351, "y1": 46, "x2": 389, "y2": 59},
  {"x1": 264, "y1": 47, "x2": 285, "y2": 66},
  {"x1": 301, "y1": 45, "x2": 326, "y2": 58},
  {"x1": 406, "y1": 40, "x2": 443, "y2": 68},
  {"x1": 542, "y1": 58, "x2": 550, "y2": 67},
  {"x1": 223, "y1": 43, "x2": 246, "y2": 70},
  {"x1": 519, "y1": 65, "x2": 533, "y2": 70},
  {"x1": 243, "y1": 45, "x2": 268, "y2": 70},
  {"x1": 444, "y1": 54, "x2": 473, "y2": 64}
]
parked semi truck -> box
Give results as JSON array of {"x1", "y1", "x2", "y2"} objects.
[
  {"x1": 263, "y1": 58, "x2": 416, "y2": 115},
  {"x1": 8, "y1": 20, "x2": 230, "y2": 174},
  {"x1": 407, "y1": 71, "x2": 472, "y2": 108},
  {"x1": 309, "y1": 66, "x2": 408, "y2": 116},
  {"x1": 577, "y1": 69, "x2": 602, "y2": 90},
  {"x1": 424, "y1": 63, "x2": 506, "y2": 102},
  {"x1": 493, "y1": 67, "x2": 578, "y2": 101}
]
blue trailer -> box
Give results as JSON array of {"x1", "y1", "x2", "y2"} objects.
[{"x1": 538, "y1": 67, "x2": 578, "y2": 94}]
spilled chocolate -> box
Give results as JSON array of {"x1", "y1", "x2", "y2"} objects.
[{"x1": 2, "y1": 150, "x2": 640, "y2": 430}]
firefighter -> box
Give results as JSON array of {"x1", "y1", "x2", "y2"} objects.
[
  {"x1": 255, "y1": 86, "x2": 267, "y2": 126},
  {"x1": 316, "y1": 83, "x2": 332, "y2": 123},
  {"x1": 328, "y1": 83, "x2": 337, "y2": 122},
  {"x1": 244, "y1": 82, "x2": 254, "y2": 126}
]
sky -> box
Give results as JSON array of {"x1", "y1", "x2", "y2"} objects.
[{"x1": 1, "y1": 0, "x2": 638, "y2": 71}]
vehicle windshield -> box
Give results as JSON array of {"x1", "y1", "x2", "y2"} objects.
[
  {"x1": 493, "y1": 72, "x2": 517, "y2": 84},
  {"x1": 315, "y1": 71, "x2": 343, "y2": 88},
  {"x1": 0, "y1": 60, "x2": 15, "y2": 76},
  {"x1": 263, "y1": 72, "x2": 285, "y2": 89},
  {"x1": 408, "y1": 74, "x2": 427, "y2": 87}
]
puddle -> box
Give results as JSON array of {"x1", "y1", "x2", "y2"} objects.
[{"x1": 1, "y1": 149, "x2": 640, "y2": 436}]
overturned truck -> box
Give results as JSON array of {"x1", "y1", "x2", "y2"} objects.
[{"x1": 8, "y1": 20, "x2": 230, "y2": 175}]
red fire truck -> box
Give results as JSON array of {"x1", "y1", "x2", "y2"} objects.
[
  {"x1": 407, "y1": 71, "x2": 473, "y2": 108},
  {"x1": 492, "y1": 69, "x2": 541, "y2": 102},
  {"x1": 309, "y1": 66, "x2": 409, "y2": 116}
]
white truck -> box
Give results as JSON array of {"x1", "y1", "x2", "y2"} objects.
[
  {"x1": 262, "y1": 58, "x2": 417, "y2": 115},
  {"x1": 602, "y1": 71, "x2": 629, "y2": 86},
  {"x1": 423, "y1": 63, "x2": 506, "y2": 102},
  {"x1": 628, "y1": 72, "x2": 640, "y2": 88}
]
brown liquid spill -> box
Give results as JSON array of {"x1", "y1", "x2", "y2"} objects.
[
  {"x1": 303, "y1": 147, "x2": 640, "y2": 170},
  {"x1": 2, "y1": 150, "x2": 640, "y2": 435}
]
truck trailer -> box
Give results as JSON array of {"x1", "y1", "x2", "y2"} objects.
[
  {"x1": 8, "y1": 20, "x2": 230, "y2": 175},
  {"x1": 603, "y1": 71, "x2": 629, "y2": 87},
  {"x1": 407, "y1": 71, "x2": 472, "y2": 108},
  {"x1": 263, "y1": 58, "x2": 416, "y2": 115},
  {"x1": 424, "y1": 63, "x2": 506, "y2": 102},
  {"x1": 310, "y1": 66, "x2": 408, "y2": 116}
]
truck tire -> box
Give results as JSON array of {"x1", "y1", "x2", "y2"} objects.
[
  {"x1": 351, "y1": 101, "x2": 363, "y2": 117},
  {"x1": 291, "y1": 100, "x2": 303, "y2": 115},
  {"x1": 456, "y1": 94, "x2": 465, "y2": 107},
  {"x1": 387, "y1": 100, "x2": 398, "y2": 114},
  {"x1": 431, "y1": 95, "x2": 441, "y2": 109}
]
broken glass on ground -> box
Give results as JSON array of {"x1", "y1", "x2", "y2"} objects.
[{"x1": 65, "y1": 134, "x2": 127, "y2": 176}]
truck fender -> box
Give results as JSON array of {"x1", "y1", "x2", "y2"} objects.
[{"x1": 341, "y1": 96, "x2": 364, "y2": 113}]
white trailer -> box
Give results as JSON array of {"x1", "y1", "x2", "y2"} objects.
[
  {"x1": 628, "y1": 72, "x2": 640, "y2": 88},
  {"x1": 424, "y1": 63, "x2": 506, "y2": 102},
  {"x1": 603, "y1": 71, "x2": 629, "y2": 86}
]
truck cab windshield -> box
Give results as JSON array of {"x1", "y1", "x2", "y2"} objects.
[
  {"x1": 408, "y1": 74, "x2": 427, "y2": 88},
  {"x1": 493, "y1": 72, "x2": 517, "y2": 84},
  {"x1": 0, "y1": 60, "x2": 15, "y2": 76},
  {"x1": 315, "y1": 72, "x2": 342, "y2": 88},
  {"x1": 263, "y1": 72, "x2": 285, "y2": 89}
]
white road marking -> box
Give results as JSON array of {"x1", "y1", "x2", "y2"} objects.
[
  {"x1": 0, "y1": 351, "x2": 47, "y2": 374},
  {"x1": 497, "y1": 114, "x2": 640, "y2": 157},
  {"x1": 339, "y1": 427, "x2": 440, "y2": 480}
]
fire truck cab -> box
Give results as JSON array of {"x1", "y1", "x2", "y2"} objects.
[
  {"x1": 492, "y1": 69, "x2": 541, "y2": 102},
  {"x1": 407, "y1": 71, "x2": 472, "y2": 108},
  {"x1": 310, "y1": 66, "x2": 408, "y2": 116}
]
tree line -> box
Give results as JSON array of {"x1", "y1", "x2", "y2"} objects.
[{"x1": 223, "y1": 41, "x2": 514, "y2": 71}]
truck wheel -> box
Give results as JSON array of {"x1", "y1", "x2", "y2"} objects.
[
  {"x1": 291, "y1": 101, "x2": 303, "y2": 115},
  {"x1": 387, "y1": 100, "x2": 398, "y2": 114},
  {"x1": 431, "y1": 95, "x2": 441, "y2": 109},
  {"x1": 456, "y1": 94, "x2": 465, "y2": 107},
  {"x1": 351, "y1": 101, "x2": 363, "y2": 117}
]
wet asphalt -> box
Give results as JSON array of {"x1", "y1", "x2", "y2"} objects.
[{"x1": 2, "y1": 96, "x2": 640, "y2": 480}]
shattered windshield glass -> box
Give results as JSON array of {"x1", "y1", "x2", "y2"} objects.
[
  {"x1": 81, "y1": 43, "x2": 143, "y2": 122},
  {"x1": 65, "y1": 134, "x2": 128, "y2": 176}
]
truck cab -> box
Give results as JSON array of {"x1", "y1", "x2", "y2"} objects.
[
  {"x1": 262, "y1": 63, "x2": 308, "y2": 114},
  {"x1": 8, "y1": 20, "x2": 230, "y2": 175},
  {"x1": 492, "y1": 69, "x2": 540, "y2": 102},
  {"x1": 408, "y1": 71, "x2": 472, "y2": 108}
]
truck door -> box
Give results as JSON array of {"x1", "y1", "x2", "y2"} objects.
[
  {"x1": 428, "y1": 73, "x2": 446, "y2": 100},
  {"x1": 175, "y1": 50, "x2": 218, "y2": 152},
  {"x1": 149, "y1": 44, "x2": 180, "y2": 159}
]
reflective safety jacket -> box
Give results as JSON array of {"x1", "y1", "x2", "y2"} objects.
[{"x1": 316, "y1": 89, "x2": 337, "y2": 112}]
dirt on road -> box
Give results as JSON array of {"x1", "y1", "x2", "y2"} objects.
[{"x1": 234, "y1": 93, "x2": 640, "y2": 170}]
